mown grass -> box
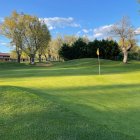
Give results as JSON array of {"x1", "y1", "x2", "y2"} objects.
[{"x1": 0, "y1": 58, "x2": 140, "y2": 140}]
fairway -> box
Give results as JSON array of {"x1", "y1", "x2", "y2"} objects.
[{"x1": 0, "y1": 58, "x2": 140, "y2": 140}]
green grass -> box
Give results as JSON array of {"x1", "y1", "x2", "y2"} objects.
[{"x1": 0, "y1": 58, "x2": 140, "y2": 140}]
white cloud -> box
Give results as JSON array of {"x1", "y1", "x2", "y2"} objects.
[
  {"x1": 93, "y1": 25, "x2": 140, "y2": 38},
  {"x1": 93, "y1": 24, "x2": 113, "y2": 38},
  {"x1": 76, "y1": 29, "x2": 92, "y2": 38},
  {"x1": 76, "y1": 31, "x2": 82, "y2": 36},
  {"x1": 0, "y1": 42, "x2": 7, "y2": 45},
  {"x1": 40, "y1": 17, "x2": 81, "y2": 30},
  {"x1": 0, "y1": 40, "x2": 10, "y2": 47},
  {"x1": 93, "y1": 33, "x2": 103, "y2": 38},
  {"x1": 82, "y1": 29, "x2": 92, "y2": 34},
  {"x1": 135, "y1": 27, "x2": 140, "y2": 35},
  {"x1": 0, "y1": 17, "x2": 4, "y2": 23},
  {"x1": 76, "y1": 25, "x2": 113, "y2": 40}
]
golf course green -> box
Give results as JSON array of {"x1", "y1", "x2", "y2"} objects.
[{"x1": 0, "y1": 58, "x2": 140, "y2": 140}]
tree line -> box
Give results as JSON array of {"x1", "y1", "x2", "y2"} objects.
[
  {"x1": 0, "y1": 12, "x2": 139, "y2": 64},
  {"x1": 59, "y1": 38, "x2": 120, "y2": 60}
]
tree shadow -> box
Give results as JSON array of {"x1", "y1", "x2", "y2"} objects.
[
  {"x1": 0, "y1": 85, "x2": 140, "y2": 140},
  {"x1": 0, "y1": 61, "x2": 140, "y2": 79},
  {"x1": 42, "y1": 83, "x2": 140, "y2": 139}
]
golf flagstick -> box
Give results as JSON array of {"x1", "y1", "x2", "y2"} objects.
[{"x1": 96, "y1": 48, "x2": 100, "y2": 75}]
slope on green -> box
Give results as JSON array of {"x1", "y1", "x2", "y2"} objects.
[{"x1": 0, "y1": 58, "x2": 140, "y2": 140}]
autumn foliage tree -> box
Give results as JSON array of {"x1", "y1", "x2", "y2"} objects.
[
  {"x1": 0, "y1": 11, "x2": 23, "y2": 63},
  {"x1": 21, "y1": 15, "x2": 51, "y2": 64},
  {"x1": 37, "y1": 24, "x2": 51, "y2": 62},
  {"x1": 0, "y1": 11, "x2": 51, "y2": 64}
]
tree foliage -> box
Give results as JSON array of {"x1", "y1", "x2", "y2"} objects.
[
  {"x1": 21, "y1": 15, "x2": 51, "y2": 64},
  {"x1": 1, "y1": 11, "x2": 24, "y2": 63},
  {"x1": 0, "y1": 11, "x2": 51, "y2": 64},
  {"x1": 59, "y1": 38, "x2": 120, "y2": 61},
  {"x1": 47, "y1": 35, "x2": 78, "y2": 61}
]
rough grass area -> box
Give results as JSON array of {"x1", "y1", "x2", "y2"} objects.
[{"x1": 0, "y1": 58, "x2": 140, "y2": 140}]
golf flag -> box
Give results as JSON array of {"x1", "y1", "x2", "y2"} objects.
[
  {"x1": 96, "y1": 48, "x2": 99, "y2": 56},
  {"x1": 97, "y1": 48, "x2": 101, "y2": 75}
]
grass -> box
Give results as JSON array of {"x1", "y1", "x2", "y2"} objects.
[{"x1": 0, "y1": 58, "x2": 140, "y2": 140}]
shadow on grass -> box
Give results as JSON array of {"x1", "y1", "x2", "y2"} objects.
[
  {"x1": 0, "y1": 85, "x2": 140, "y2": 140},
  {"x1": 43, "y1": 83, "x2": 140, "y2": 140},
  {"x1": 0, "y1": 62, "x2": 140, "y2": 79}
]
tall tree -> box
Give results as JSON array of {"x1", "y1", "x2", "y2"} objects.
[
  {"x1": 111, "y1": 17, "x2": 136, "y2": 63},
  {"x1": 37, "y1": 23, "x2": 51, "y2": 63},
  {"x1": 0, "y1": 11, "x2": 23, "y2": 63},
  {"x1": 21, "y1": 15, "x2": 42, "y2": 64},
  {"x1": 22, "y1": 16, "x2": 51, "y2": 64},
  {"x1": 48, "y1": 35, "x2": 63, "y2": 61},
  {"x1": 1, "y1": 11, "x2": 51, "y2": 64},
  {"x1": 63, "y1": 35, "x2": 78, "y2": 45}
]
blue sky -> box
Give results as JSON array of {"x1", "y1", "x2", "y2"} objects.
[{"x1": 0, "y1": 0, "x2": 140, "y2": 52}]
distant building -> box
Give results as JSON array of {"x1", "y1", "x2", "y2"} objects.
[{"x1": 0, "y1": 53, "x2": 10, "y2": 61}]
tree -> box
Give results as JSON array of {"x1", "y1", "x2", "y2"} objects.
[
  {"x1": 63, "y1": 35, "x2": 78, "y2": 45},
  {"x1": 37, "y1": 23, "x2": 51, "y2": 63},
  {"x1": 21, "y1": 15, "x2": 44, "y2": 64},
  {"x1": 71, "y1": 38, "x2": 88, "y2": 59},
  {"x1": 48, "y1": 35, "x2": 63, "y2": 61},
  {"x1": 10, "y1": 50, "x2": 29, "y2": 61},
  {"x1": 1, "y1": 11, "x2": 51, "y2": 64},
  {"x1": 59, "y1": 38, "x2": 120, "y2": 60},
  {"x1": 48, "y1": 35, "x2": 78, "y2": 61},
  {"x1": 87, "y1": 39, "x2": 120, "y2": 60},
  {"x1": 59, "y1": 43, "x2": 72, "y2": 60},
  {"x1": 0, "y1": 11, "x2": 24, "y2": 63},
  {"x1": 111, "y1": 17, "x2": 136, "y2": 63}
]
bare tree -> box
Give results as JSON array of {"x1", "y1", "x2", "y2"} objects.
[{"x1": 111, "y1": 17, "x2": 136, "y2": 63}]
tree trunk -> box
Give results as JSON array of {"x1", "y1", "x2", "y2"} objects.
[
  {"x1": 44, "y1": 55, "x2": 47, "y2": 62},
  {"x1": 30, "y1": 54, "x2": 35, "y2": 64},
  {"x1": 58, "y1": 56, "x2": 60, "y2": 61},
  {"x1": 38, "y1": 54, "x2": 42, "y2": 63},
  {"x1": 17, "y1": 53, "x2": 21, "y2": 63},
  {"x1": 16, "y1": 48, "x2": 21, "y2": 63},
  {"x1": 122, "y1": 48, "x2": 128, "y2": 64},
  {"x1": 48, "y1": 54, "x2": 51, "y2": 61}
]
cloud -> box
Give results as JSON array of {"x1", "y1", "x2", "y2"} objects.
[
  {"x1": 135, "y1": 27, "x2": 140, "y2": 35},
  {"x1": 0, "y1": 42, "x2": 7, "y2": 45},
  {"x1": 93, "y1": 25, "x2": 140, "y2": 38},
  {"x1": 82, "y1": 29, "x2": 92, "y2": 34},
  {"x1": 0, "y1": 40, "x2": 10, "y2": 47},
  {"x1": 76, "y1": 25, "x2": 114, "y2": 40},
  {"x1": 76, "y1": 28, "x2": 93, "y2": 39},
  {"x1": 93, "y1": 24, "x2": 113, "y2": 38},
  {"x1": 40, "y1": 17, "x2": 81, "y2": 30},
  {"x1": 0, "y1": 17, "x2": 4, "y2": 23},
  {"x1": 76, "y1": 31, "x2": 82, "y2": 36}
]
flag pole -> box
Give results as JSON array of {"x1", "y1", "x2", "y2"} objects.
[
  {"x1": 98, "y1": 54, "x2": 101, "y2": 75},
  {"x1": 97, "y1": 48, "x2": 101, "y2": 75}
]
